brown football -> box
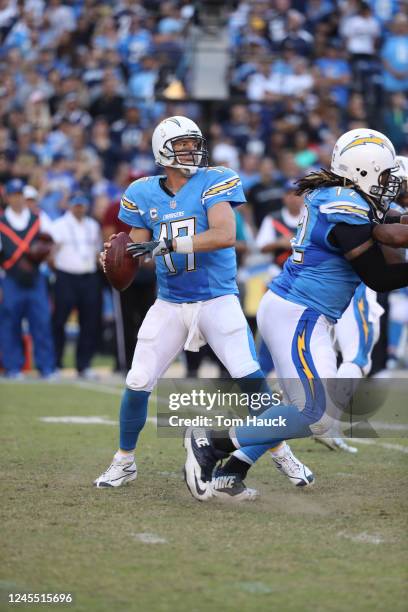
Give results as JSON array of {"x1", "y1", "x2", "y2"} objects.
[{"x1": 104, "y1": 232, "x2": 140, "y2": 291}]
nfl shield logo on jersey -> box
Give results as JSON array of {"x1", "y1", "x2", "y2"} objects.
[
  {"x1": 170, "y1": 200, "x2": 177, "y2": 209},
  {"x1": 150, "y1": 208, "x2": 158, "y2": 220}
]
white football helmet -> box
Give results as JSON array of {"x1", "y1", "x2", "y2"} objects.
[
  {"x1": 151, "y1": 116, "x2": 208, "y2": 176},
  {"x1": 331, "y1": 128, "x2": 401, "y2": 213}
]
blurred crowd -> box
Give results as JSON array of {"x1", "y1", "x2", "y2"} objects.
[{"x1": 0, "y1": 0, "x2": 407, "y2": 377}]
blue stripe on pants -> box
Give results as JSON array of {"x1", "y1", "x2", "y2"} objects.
[{"x1": 290, "y1": 309, "x2": 326, "y2": 423}]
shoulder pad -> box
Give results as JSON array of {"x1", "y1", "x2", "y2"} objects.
[
  {"x1": 202, "y1": 167, "x2": 242, "y2": 202},
  {"x1": 318, "y1": 187, "x2": 370, "y2": 224},
  {"x1": 120, "y1": 179, "x2": 151, "y2": 216}
]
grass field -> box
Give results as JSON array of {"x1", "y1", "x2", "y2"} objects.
[{"x1": 1, "y1": 380, "x2": 407, "y2": 612}]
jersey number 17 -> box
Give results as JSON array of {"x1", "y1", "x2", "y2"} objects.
[{"x1": 159, "y1": 217, "x2": 196, "y2": 273}]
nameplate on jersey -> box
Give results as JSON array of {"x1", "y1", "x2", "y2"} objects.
[
  {"x1": 319, "y1": 201, "x2": 369, "y2": 220},
  {"x1": 163, "y1": 210, "x2": 185, "y2": 221}
]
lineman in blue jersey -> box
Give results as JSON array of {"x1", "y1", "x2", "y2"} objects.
[
  {"x1": 184, "y1": 128, "x2": 408, "y2": 496},
  {"x1": 94, "y1": 115, "x2": 313, "y2": 499}
]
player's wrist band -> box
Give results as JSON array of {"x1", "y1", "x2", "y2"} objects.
[{"x1": 175, "y1": 236, "x2": 194, "y2": 254}]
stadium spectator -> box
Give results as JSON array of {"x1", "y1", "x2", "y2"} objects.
[
  {"x1": 383, "y1": 93, "x2": 408, "y2": 153},
  {"x1": 381, "y1": 14, "x2": 408, "y2": 95},
  {"x1": 315, "y1": 39, "x2": 351, "y2": 107},
  {"x1": 111, "y1": 100, "x2": 144, "y2": 154},
  {"x1": 247, "y1": 158, "x2": 285, "y2": 229},
  {"x1": 280, "y1": 10, "x2": 314, "y2": 57},
  {"x1": 255, "y1": 179, "x2": 304, "y2": 270},
  {"x1": 23, "y1": 184, "x2": 53, "y2": 234},
  {"x1": 340, "y1": 1, "x2": 381, "y2": 94},
  {"x1": 89, "y1": 71, "x2": 124, "y2": 124},
  {"x1": 128, "y1": 55, "x2": 159, "y2": 99},
  {"x1": 38, "y1": 152, "x2": 75, "y2": 220},
  {"x1": 51, "y1": 192, "x2": 102, "y2": 378},
  {"x1": 0, "y1": 178, "x2": 55, "y2": 379}
]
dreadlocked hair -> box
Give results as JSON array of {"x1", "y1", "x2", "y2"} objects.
[{"x1": 295, "y1": 169, "x2": 353, "y2": 196}]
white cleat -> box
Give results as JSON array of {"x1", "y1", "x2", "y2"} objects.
[
  {"x1": 271, "y1": 442, "x2": 315, "y2": 487},
  {"x1": 314, "y1": 436, "x2": 358, "y2": 454},
  {"x1": 211, "y1": 471, "x2": 259, "y2": 502},
  {"x1": 94, "y1": 457, "x2": 137, "y2": 488}
]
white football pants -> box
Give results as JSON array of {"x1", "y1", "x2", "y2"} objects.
[
  {"x1": 126, "y1": 294, "x2": 259, "y2": 391},
  {"x1": 335, "y1": 286, "x2": 383, "y2": 377},
  {"x1": 257, "y1": 290, "x2": 338, "y2": 434}
]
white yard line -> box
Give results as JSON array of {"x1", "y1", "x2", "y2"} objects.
[
  {"x1": 40, "y1": 416, "x2": 117, "y2": 425},
  {"x1": 24, "y1": 381, "x2": 408, "y2": 451},
  {"x1": 370, "y1": 421, "x2": 408, "y2": 432},
  {"x1": 132, "y1": 532, "x2": 167, "y2": 544},
  {"x1": 352, "y1": 438, "x2": 408, "y2": 454},
  {"x1": 337, "y1": 531, "x2": 384, "y2": 545}
]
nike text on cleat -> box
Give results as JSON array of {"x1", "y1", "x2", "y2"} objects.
[
  {"x1": 211, "y1": 471, "x2": 259, "y2": 502},
  {"x1": 271, "y1": 443, "x2": 315, "y2": 487},
  {"x1": 93, "y1": 458, "x2": 137, "y2": 488},
  {"x1": 183, "y1": 427, "x2": 226, "y2": 501}
]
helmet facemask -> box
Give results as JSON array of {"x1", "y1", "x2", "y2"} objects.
[
  {"x1": 161, "y1": 135, "x2": 209, "y2": 175},
  {"x1": 368, "y1": 167, "x2": 401, "y2": 213}
]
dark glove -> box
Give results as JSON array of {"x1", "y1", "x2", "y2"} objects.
[{"x1": 126, "y1": 238, "x2": 174, "y2": 259}]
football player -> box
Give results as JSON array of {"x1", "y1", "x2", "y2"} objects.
[
  {"x1": 94, "y1": 115, "x2": 312, "y2": 500},
  {"x1": 386, "y1": 155, "x2": 408, "y2": 369},
  {"x1": 313, "y1": 154, "x2": 408, "y2": 449},
  {"x1": 313, "y1": 282, "x2": 383, "y2": 453},
  {"x1": 184, "y1": 128, "x2": 408, "y2": 499}
]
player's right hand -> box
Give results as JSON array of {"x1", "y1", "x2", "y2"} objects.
[{"x1": 99, "y1": 235, "x2": 118, "y2": 269}]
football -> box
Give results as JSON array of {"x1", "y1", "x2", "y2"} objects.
[{"x1": 103, "y1": 232, "x2": 140, "y2": 291}]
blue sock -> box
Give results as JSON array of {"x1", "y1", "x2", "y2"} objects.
[
  {"x1": 234, "y1": 369, "x2": 271, "y2": 400},
  {"x1": 235, "y1": 443, "x2": 273, "y2": 464},
  {"x1": 119, "y1": 388, "x2": 150, "y2": 451},
  {"x1": 234, "y1": 404, "x2": 313, "y2": 447},
  {"x1": 237, "y1": 368, "x2": 264, "y2": 380},
  {"x1": 233, "y1": 370, "x2": 281, "y2": 463}
]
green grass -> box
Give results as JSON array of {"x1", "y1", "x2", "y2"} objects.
[{"x1": 0, "y1": 383, "x2": 407, "y2": 612}]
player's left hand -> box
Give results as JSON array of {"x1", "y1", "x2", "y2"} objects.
[{"x1": 127, "y1": 238, "x2": 174, "y2": 259}]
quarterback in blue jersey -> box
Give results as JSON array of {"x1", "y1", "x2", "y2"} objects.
[
  {"x1": 184, "y1": 128, "x2": 408, "y2": 497},
  {"x1": 94, "y1": 115, "x2": 313, "y2": 499}
]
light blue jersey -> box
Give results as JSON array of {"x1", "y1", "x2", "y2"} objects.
[
  {"x1": 118, "y1": 166, "x2": 246, "y2": 303},
  {"x1": 271, "y1": 186, "x2": 374, "y2": 321}
]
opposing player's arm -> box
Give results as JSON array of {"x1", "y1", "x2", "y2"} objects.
[
  {"x1": 372, "y1": 222, "x2": 408, "y2": 248},
  {"x1": 381, "y1": 245, "x2": 405, "y2": 265},
  {"x1": 330, "y1": 223, "x2": 408, "y2": 291},
  {"x1": 384, "y1": 209, "x2": 408, "y2": 223}
]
